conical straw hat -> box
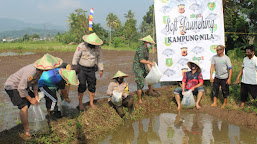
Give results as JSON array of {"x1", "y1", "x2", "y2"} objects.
[
  {"x1": 112, "y1": 71, "x2": 129, "y2": 79},
  {"x1": 82, "y1": 33, "x2": 103, "y2": 45},
  {"x1": 187, "y1": 61, "x2": 201, "y2": 72},
  {"x1": 139, "y1": 35, "x2": 155, "y2": 44},
  {"x1": 59, "y1": 68, "x2": 79, "y2": 86},
  {"x1": 34, "y1": 53, "x2": 63, "y2": 70}
]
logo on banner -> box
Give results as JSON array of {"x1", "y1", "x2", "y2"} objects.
[
  {"x1": 193, "y1": 56, "x2": 204, "y2": 61},
  {"x1": 190, "y1": 14, "x2": 202, "y2": 19},
  {"x1": 164, "y1": 37, "x2": 172, "y2": 46},
  {"x1": 210, "y1": 45, "x2": 218, "y2": 53},
  {"x1": 210, "y1": 24, "x2": 217, "y2": 32},
  {"x1": 181, "y1": 47, "x2": 188, "y2": 56},
  {"x1": 165, "y1": 58, "x2": 173, "y2": 67},
  {"x1": 181, "y1": 68, "x2": 189, "y2": 76},
  {"x1": 208, "y1": 2, "x2": 216, "y2": 11},
  {"x1": 178, "y1": 4, "x2": 185, "y2": 14},
  {"x1": 163, "y1": 16, "x2": 169, "y2": 24},
  {"x1": 179, "y1": 26, "x2": 186, "y2": 35}
]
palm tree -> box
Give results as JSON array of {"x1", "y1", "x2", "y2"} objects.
[
  {"x1": 106, "y1": 13, "x2": 120, "y2": 43},
  {"x1": 124, "y1": 10, "x2": 135, "y2": 20}
]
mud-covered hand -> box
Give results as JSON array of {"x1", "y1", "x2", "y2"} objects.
[
  {"x1": 64, "y1": 97, "x2": 71, "y2": 103},
  {"x1": 100, "y1": 71, "x2": 103, "y2": 78},
  {"x1": 30, "y1": 98, "x2": 39, "y2": 106}
]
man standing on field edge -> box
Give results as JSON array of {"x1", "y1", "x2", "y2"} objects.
[{"x1": 72, "y1": 33, "x2": 104, "y2": 110}]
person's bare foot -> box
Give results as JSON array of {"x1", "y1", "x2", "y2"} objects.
[
  {"x1": 79, "y1": 104, "x2": 85, "y2": 111},
  {"x1": 139, "y1": 99, "x2": 143, "y2": 104},
  {"x1": 211, "y1": 103, "x2": 217, "y2": 107},
  {"x1": 90, "y1": 104, "x2": 96, "y2": 109},
  {"x1": 19, "y1": 132, "x2": 32, "y2": 140},
  {"x1": 221, "y1": 104, "x2": 226, "y2": 109},
  {"x1": 196, "y1": 104, "x2": 201, "y2": 109}
]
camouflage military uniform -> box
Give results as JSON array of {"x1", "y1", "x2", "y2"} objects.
[{"x1": 133, "y1": 46, "x2": 149, "y2": 90}]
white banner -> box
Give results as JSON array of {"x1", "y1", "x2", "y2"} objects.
[{"x1": 154, "y1": 0, "x2": 225, "y2": 81}]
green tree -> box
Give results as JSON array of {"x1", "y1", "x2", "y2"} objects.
[
  {"x1": 67, "y1": 9, "x2": 89, "y2": 42},
  {"x1": 106, "y1": 13, "x2": 120, "y2": 43},
  {"x1": 124, "y1": 18, "x2": 137, "y2": 46},
  {"x1": 124, "y1": 10, "x2": 135, "y2": 20},
  {"x1": 143, "y1": 5, "x2": 154, "y2": 24}
]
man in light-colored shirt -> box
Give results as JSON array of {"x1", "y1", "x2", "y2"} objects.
[
  {"x1": 4, "y1": 53, "x2": 62, "y2": 138},
  {"x1": 72, "y1": 33, "x2": 104, "y2": 110},
  {"x1": 236, "y1": 45, "x2": 257, "y2": 108},
  {"x1": 210, "y1": 45, "x2": 232, "y2": 108},
  {"x1": 107, "y1": 71, "x2": 133, "y2": 118}
]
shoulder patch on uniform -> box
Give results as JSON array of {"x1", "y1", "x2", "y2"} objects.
[
  {"x1": 28, "y1": 76, "x2": 33, "y2": 82},
  {"x1": 77, "y1": 47, "x2": 81, "y2": 51}
]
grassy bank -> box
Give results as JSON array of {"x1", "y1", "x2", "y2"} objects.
[{"x1": 0, "y1": 42, "x2": 136, "y2": 52}]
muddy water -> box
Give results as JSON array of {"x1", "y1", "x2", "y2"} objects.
[
  {"x1": 0, "y1": 52, "x2": 34, "y2": 56},
  {"x1": 97, "y1": 112, "x2": 257, "y2": 144}
]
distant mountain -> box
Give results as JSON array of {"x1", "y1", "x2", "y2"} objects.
[
  {"x1": 0, "y1": 28, "x2": 65, "y2": 39},
  {"x1": 0, "y1": 18, "x2": 66, "y2": 38}
]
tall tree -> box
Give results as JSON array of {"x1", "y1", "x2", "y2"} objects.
[
  {"x1": 124, "y1": 10, "x2": 135, "y2": 20},
  {"x1": 124, "y1": 18, "x2": 137, "y2": 46},
  {"x1": 67, "y1": 9, "x2": 89, "y2": 42},
  {"x1": 106, "y1": 13, "x2": 120, "y2": 43}
]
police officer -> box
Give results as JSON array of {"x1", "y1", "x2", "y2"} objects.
[{"x1": 72, "y1": 33, "x2": 104, "y2": 110}]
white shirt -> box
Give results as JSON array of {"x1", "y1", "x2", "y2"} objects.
[{"x1": 241, "y1": 55, "x2": 257, "y2": 85}]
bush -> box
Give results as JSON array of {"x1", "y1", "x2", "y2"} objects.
[
  {"x1": 60, "y1": 32, "x2": 78, "y2": 44},
  {"x1": 129, "y1": 41, "x2": 141, "y2": 49},
  {"x1": 112, "y1": 37, "x2": 125, "y2": 48}
]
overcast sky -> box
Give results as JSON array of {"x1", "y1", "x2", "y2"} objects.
[{"x1": 0, "y1": 0, "x2": 154, "y2": 29}]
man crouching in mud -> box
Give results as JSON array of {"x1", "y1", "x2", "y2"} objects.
[
  {"x1": 107, "y1": 71, "x2": 134, "y2": 118},
  {"x1": 133, "y1": 35, "x2": 159, "y2": 104},
  {"x1": 4, "y1": 54, "x2": 62, "y2": 139},
  {"x1": 173, "y1": 61, "x2": 204, "y2": 110}
]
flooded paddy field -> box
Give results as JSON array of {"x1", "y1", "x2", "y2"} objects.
[
  {"x1": 0, "y1": 50, "x2": 256, "y2": 143},
  {"x1": 97, "y1": 112, "x2": 257, "y2": 144}
]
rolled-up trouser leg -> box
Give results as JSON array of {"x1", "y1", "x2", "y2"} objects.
[
  {"x1": 78, "y1": 68, "x2": 87, "y2": 93},
  {"x1": 108, "y1": 101, "x2": 125, "y2": 118},
  {"x1": 123, "y1": 95, "x2": 134, "y2": 113}
]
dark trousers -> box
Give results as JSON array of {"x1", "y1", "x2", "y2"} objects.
[
  {"x1": 240, "y1": 83, "x2": 257, "y2": 102},
  {"x1": 108, "y1": 95, "x2": 134, "y2": 118},
  {"x1": 39, "y1": 86, "x2": 58, "y2": 111},
  {"x1": 212, "y1": 78, "x2": 229, "y2": 98},
  {"x1": 78, "y1": 65, "x2": 96, "y2": 93},
  {"x1": 5, "y1": 88, "x2": 35, "y2": 109}
]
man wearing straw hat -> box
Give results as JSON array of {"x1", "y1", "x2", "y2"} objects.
[
  {"x1": 174, "y1": 61, "x2": 204, "y2": 110},
  {"x1": 4, "y1": 53, "x2": 63, "y2": 138},
  {"x1": 38, "y1": 66, "x2": 79, "y2": 120},
  {"x1": 107, "y1": 71, "x2": 134, "y2": 118},
  {"x1": 72, "y1": 33, "x2": 104, "y2": 110},
  {"x1": 133, "y1": 35, "x2": 158, "y2": 104},
  {"x1": 210, "y1": 45, "x2": 232, "y2": 108}
]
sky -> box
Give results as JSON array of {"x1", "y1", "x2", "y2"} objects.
[{"x1": 0, "y1": 0, "x2": 154, "y2": 30}]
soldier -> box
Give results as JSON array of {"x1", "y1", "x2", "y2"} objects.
[
  {"x1": 4, "y1": 53, "x2": 62, "y2": 138},
  {"x1": 72, "y1": 33, "x2": 104, "y2": 110},
  {"x1": 107, "y1": 71, "x2": 134, "y2": 118},
  {"x1": 133, "y1": 35, "x2": 158, "y2": 104}
]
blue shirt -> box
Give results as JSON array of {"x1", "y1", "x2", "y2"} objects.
[{"x1": 38, "y1": 68, "x2": 63, "y2": 87}]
